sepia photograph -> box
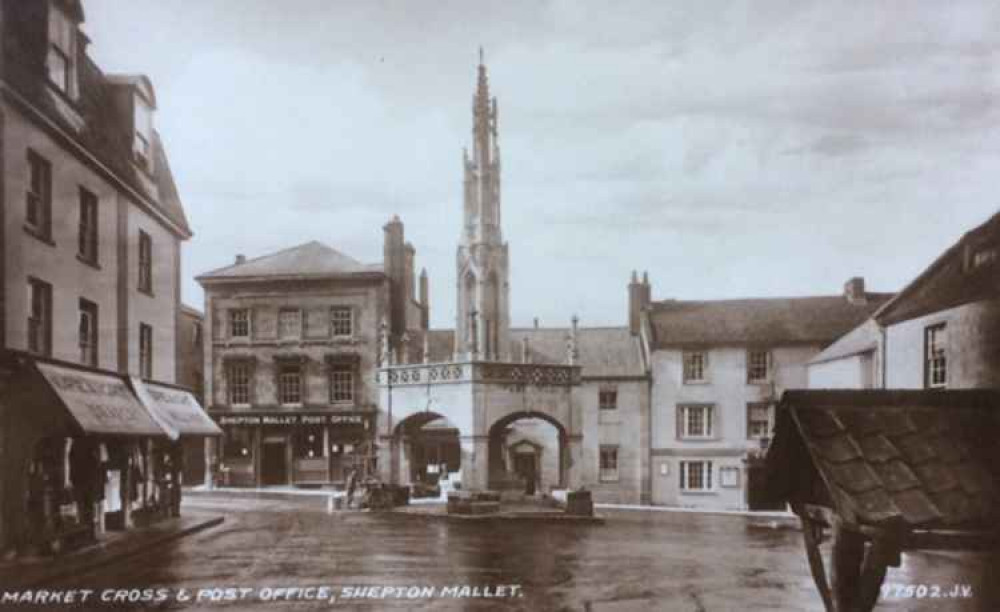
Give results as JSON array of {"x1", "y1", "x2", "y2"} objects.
[{"x1": 0, "y1": 1, "x2": 998, "y2": 610}]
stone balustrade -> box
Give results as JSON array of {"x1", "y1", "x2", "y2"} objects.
[{"x1": 377, "y1": 361, "x2": 581, "y2": 388}]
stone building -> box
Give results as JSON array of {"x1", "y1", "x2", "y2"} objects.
[
  {"x1": 376, "y1": 54, "x2": 649, "y2": 505},
  {"x1": 0, "y1": 0, "x2": 212, "y2": 556},
  {"x1": 197, "y1": 227, "x2": 429, "y2": 488},
  {"x1": 643, "y1": 280, "x2": 891, "y2": 510},
  {"x1": 810, "y1": 210, "x2": 1000, "y2": 391}
]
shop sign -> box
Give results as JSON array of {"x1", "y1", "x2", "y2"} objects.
[
  {"x1": 37, "y1": 363, "x2": 165, "y2": 436},
  {"x1": 215, "y1": 413, "x2": 369, "y2": 428},
  {"x1": 132, "y1": 379, "x2": 222, "y2": 439}
]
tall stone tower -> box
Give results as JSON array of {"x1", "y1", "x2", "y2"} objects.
[{"x1": 456, "y1": 50, "x2": 510, "y2": 361}]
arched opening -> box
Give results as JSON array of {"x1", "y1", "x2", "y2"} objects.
[
  {"x1": 487, "y1": 412, "x2": 567, "y2": 497},
  {"x1": 394, "y1": 413, "x2": 461, "y2": 496}
]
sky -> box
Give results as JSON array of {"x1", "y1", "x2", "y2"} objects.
[{"x1": 83, "y1": 1, "x2": 999, "y2": 329}]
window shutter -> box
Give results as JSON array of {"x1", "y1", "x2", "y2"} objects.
[
  {"x1": 678, "y1": 461, "x2": 685, "y2": 490},
  {"x1": 676, "y1": 406, "x2": 683, "y2": 440}
]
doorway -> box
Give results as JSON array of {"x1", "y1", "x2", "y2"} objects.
[
  {"x1": 261, "y1": 440, "x2": 288, "y2": 486},
  {"x1": 513, "y1": 452, "x2": 537, "y2": 495}
]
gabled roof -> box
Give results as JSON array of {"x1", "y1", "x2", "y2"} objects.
[
  {"x1": 875, "y1": 210, "x2": 1000, "y2": 326},
  {"x1": 649, "y1": 294, "x2": 892, "y2": 349},
  {"x1": 765, "y1": 390, "x2": 1000, "y2": 530},
  {"x1": 196, "y1": 241, "x2": 382, "y2": 282},
  {"x1": 808, "y1": 318, "x2": 880, "y2": 365},
  {"x1": 406, "y1": 327, "x2": 646, "y2": 378}
]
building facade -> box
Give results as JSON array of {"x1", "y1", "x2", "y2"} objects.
[
  {"x1": 0, "y1": 0, "x2": 209, "y2": 556},
  {"x1": 177, "y1": 304, "x2": 205, "y2": 483},
  {"x1": 643, "y1": 279, "x2": 891, "y2": 510},
  {"x1": 809, "y1": 210, "x2": 1000, "y2": 392},
  {"x1": 197, "y1": 229, "x2": 429, "y2": 488}
]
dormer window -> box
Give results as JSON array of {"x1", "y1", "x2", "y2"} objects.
[
  {"x1": 47, "y1": 5, "x2": 77, "y2": 98},
  {"x1": 133, "y1": 96, "x2": 154, "y2": 172}
]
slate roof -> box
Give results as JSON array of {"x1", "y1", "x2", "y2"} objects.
[
  {"x1": 875, "y1": 210, "x2": 1000, "y2": 326},
  {"x1": 510, "y1": 327, "x2": 645, "y2": 378},
  {"x1": 766, "y1": 390, "x2": 1000, "y2": 531},
  {"x1": 649, "y1": 294, "x2": 892, "y2": 349},
  {"x1": 808, "y1": 318, "x2": 880, "y2": 365},
  {"x1": 406, "y1": 327, "x2": 646, "y2": 378},
  {"x1": 2, "y1": 6, "x2": 191, "y2": 236},
  {"x1": 196, "y1": 241, "x2": 383, "y2": 282}
]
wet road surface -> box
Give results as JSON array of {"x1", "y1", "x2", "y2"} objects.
[{"x1": 44, "y1": 493, "x2": 996, "y2": 611}]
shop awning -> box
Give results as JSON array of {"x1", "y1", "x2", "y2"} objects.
[
  {"x1": 36, "y1": 362, "x2": 166, "y2": 437},
  {"x1": 132, "y1": 379, "x2": 222, "y2": 440}
]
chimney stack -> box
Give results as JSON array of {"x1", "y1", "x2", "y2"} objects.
[
  {"x1": 383, "y1": 216, "x2": 406, "y2": 337},
  {"x1": 628, "y1": 271, "x2": 641, "y2": 335},
  {"x1": 404, "y1": 242, "x2": 416, "y2": 303},
  {"x1": 844, "y1": 277, "x2": 867, "y2": 305},
  {"x1": 533, "y1": 317, "x2": 539, "y2": 329},
  {"x1": 235, "y1": 254, "x2": 246, "y2": 265}
]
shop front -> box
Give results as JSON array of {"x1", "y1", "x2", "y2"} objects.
[
  {"x1": 0, "y1": 353, "x2": 167, "y2": 558},
  {"x1": 131, "y1": 379, "x2": 223, "y2": 515},
  {"x1": 212, "y1": 412, "x2": 374, "y2": 488}
]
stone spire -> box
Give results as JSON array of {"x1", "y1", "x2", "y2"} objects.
[{"x1": 456, "y1": 50, "x2": 510, "y2": 362}]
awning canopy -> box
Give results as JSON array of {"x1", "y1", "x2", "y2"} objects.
[
  {"x1": 36, "y1": 362, "x2": 166, "y2": 437},
  {"x1": 132, "y1": 379, "x2": 222, "y2": 440}
]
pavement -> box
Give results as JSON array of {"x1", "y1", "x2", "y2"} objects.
[{"x1": 0, "y1": 511, "x2": 223, "y2": 590}]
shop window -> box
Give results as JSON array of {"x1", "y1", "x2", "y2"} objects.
[
  {"x1": 599, "y1": 446, "x2": 619, "y2": 482},
  {"x1": 924, "y1": 323, "x2": 947, "y2": 389},
  {"x1": 78, "y1": 298, "x2": 98, "y2": 367},
  {"x1": 28, "y1": 277, "x2": 53, "y2": 356},
  {"x1": 329, "y1": 365, "x2": 354, "y2": 404},
  {"x1": 279, "y1": 309, "x2": 302, "y2": 339},
  {"x1": 138, "y1": 230, "x2": 153, "y2": 294},
  {"x1": 78, "y1": 187, "x2": 98, "y2": 264},
  {"x1": 677, "y1": 404, "x2": 714, "y2": 439},
  {"x1": 331, "y1": 307, "x2": 353, "y2": 337},
  {"x1": 295, "y1": 426, "x2": 324, "y2": 459},
  {"x1": 230, "y1": 308, "x2": 250, "y2": 338},
  {"x1": 746, "y1": 402, "x2": 773, "y2": 440},
  {"x1": 679, "y1": 461, "x2": 713, "y2": 492},
  {"x1": 228, "y1": 361, "x2": 251, "y2": 406},
  {"x1": 26, "y1": 150, "x2": 52, "y2": 241},
  {"x1": 278, "y1": 364, "x2": 302, "y2": 406},
  {"x1": 223, "y1": 429, "x2": 253, "y2": 460},
  {"x1": 683, "y1": 350, "x2": 707, "y2": 383},
  {"x1": 139, "y1": 323, "x2": 153, "y2": 378}
]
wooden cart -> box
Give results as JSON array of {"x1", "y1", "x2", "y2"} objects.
[{"x1": 764, "y1": 390, "x2": 1000, "y2": 612}]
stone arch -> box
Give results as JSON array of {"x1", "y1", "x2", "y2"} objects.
[
  {"x1": 392, "y1": 412, "x2": 462, "y2": 488},
  {"x1": 487, "y1": 410, "x2": 569, "y2": 493}
]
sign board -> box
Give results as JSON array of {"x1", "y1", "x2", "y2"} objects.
[
  {"x1": 214, "y1": 412, "x2": 370, "y2": 428},
  {"x1": 132, "y1": 379, "x2": 222, "y2": 440},
  {"x1": 36, "y1": 363, "x2": 166, "y2": 436}
]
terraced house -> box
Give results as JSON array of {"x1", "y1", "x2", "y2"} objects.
[
  {"x1": 642, "y1": 279, "x2": 892, "y2": 510},
  {"x1": 0, "y1": 0, "x2": 211, "y2": 557}
]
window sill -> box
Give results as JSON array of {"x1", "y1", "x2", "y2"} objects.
[
  {"x1": 280, "y1": 403, "x2": 304, "y2": 409},
  {"x1": 679, "y1": 490, "x2": 718, "y2": 496},
  {"x1": 599, "y1": 477, "x2": 620, "y2": 484},
  {"x1": 682, "y1": 380, "x2": 710, "y2": 386},
  {"x1": 678, "y1": 437, "x2": 719, "y2": 442},
  {"x1": 76, "y1": 253, "x2": 101, "y2": 270},
  {"x1": 24, "y1": 225, "x2": 55, "y2": 247},
  {"x1": 746, "y1": 380, "x2": 772, "y2": 386}
]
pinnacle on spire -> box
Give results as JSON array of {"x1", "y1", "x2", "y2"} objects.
[{"x1": 479, "y1": 46, "x2": 484, "y2": 66}]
